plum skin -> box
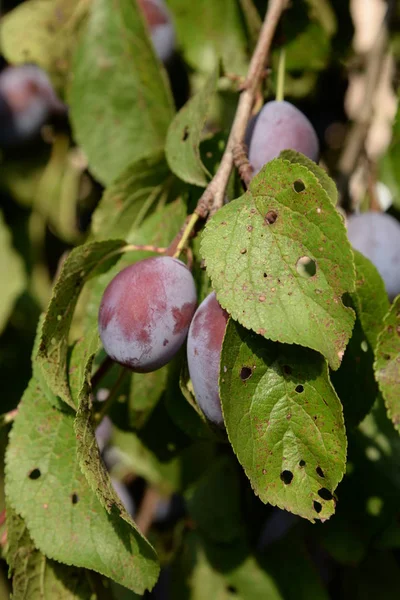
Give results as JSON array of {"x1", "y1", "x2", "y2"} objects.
[
  {"x1": 138, "y1": 0, "x2": 176, "y2": 64},
  {"x1": 347, "y1": 212, "x2": 400, "y2": 300},
  {"x1": 248, "y1": 100, "x2": 319, "y2": 175},
  {"x1": 0, "y1": 64, "x2": 65, "y2": 146},
  {"x1": 187, "y1": 292, "x2": 229, "y2": 427},
  {"x1": 98, "y1": 256, "x2": 197, "y2": 373}
]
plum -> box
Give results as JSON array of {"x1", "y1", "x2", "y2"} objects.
[
  {"x1": 0, "y1": 64, "x2": 66, "y2": 147},
  {"x1": 248, "y1": 100, "x2": 319, "y2": 176},
  {"x1": 187, "y1": 292, "x2": 229, "y2": 427},
  {"x1": 138, "y1": 0, "x2": 176, "y2": 64},
  {"x1": 98, "y1": 256, "x2": 197, "y2": 372},
  {"x1": 347, "y1": 212, "x2": 400, "y2": 300}
]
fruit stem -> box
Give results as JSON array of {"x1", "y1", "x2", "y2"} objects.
[
  {"x1": 173, "y1": 212, "x2": 200, "y2": 258},
  {"x1": 194, "y1": 0, "x2": 289, "y2": 218},
  {"x1": 93, "y1": 366, "x2": 128, "y2": 424},
  {"x1": 276, "y1": 47, "x2": 286, "y2": 102}
]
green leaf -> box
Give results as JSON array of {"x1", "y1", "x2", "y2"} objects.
[
  {"x1": 0, "y1": 210, "x2": 26, "y2": 335},
  {"x1": 186, "y1": 457, "x2": 244, "y2": 543},
  {"x1": 201, "y1": 158, "x2": 356, "y2": 370},
  {"x1": 166, "y1": 69, "x2": 218, "y2": 187},
  {"x1": 374, "y1": 296, "x2": 400, "y2": 432},
  {"x1": 6, "y1": 506, "x2": 92, "y2": 600},
  {"x1": 36, "y1": 240, "x2": 125, "y2": 409},
  {"x1": 352, "y1": 250, "x2": 390, "y2": 352},
  {"x1": 167, "y1": 0, "x2": 248, "y2": 75},
  {"x1": 0, "y1": 0, "x2": 83, "y2": 91},
  {"x1": 69, "y1": 0, "x2": 175, "y2": 185},
  {"x1": 67, "y1": 331, "x2": 100, "y2": 409},
  {"x1": 279, "y1": 150, "x2": 338, "y2": 206},
  {"x1": 91, "y1": 151, "x2": 173, "y2": 241},
  {"x1": 220, "y1": 320, "x2": 346, "y2": 522},
  {"x1": 5, "y1": 377, "x2": 159, "y2": 594}
]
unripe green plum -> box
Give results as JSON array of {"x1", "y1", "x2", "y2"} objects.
[
  {"x1": 98, "y1": 256, "x2": 197, "y2": 372},
  {"x1": 187, "y1": 292, "x2": 229, "y2": 427}
]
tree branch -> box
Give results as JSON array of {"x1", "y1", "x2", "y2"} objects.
[{"x1": 195, "y1": 0, "x2": 289, "y2": 218}]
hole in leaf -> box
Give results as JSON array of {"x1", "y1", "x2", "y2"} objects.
[
  {"x1": 182, "y1": 126, "x2": 189, "y2": 141},
  {"x1": 318, "y1": 488, "x2": 333, "y2": 501},
  {"x1": 240, "y1": 367, "x2": 253, "y2": 381},
  {"x1": 295, "y1": 385, "x2": 304, "y2": 393},
  {"x1": 316, "y1": 466, "x2": 325, "y2": 478},
  {"x1": 263, "y1": 273, "x2": 268, "y2": 278},
  {"x1": 283, "y1": 365, "x2": 292, "y2": 375},
  {"x1": 227, "y1": 586, "x2": 237, "y2": 595},
  {"x1": 313, "y1": 501, "x2": 322, "y2": 513},
  {"x1": 296, "y1": 256, "x2": 317, "y2": 278},
  {"x1": 28, "y1": 468, "x2": 41, "y2": 480},
  {"x1": 71, "y1": 493, "x2": 79, "y2": 505},
  {"x1": 361, "y1": 340, "x2": 368, "y2": 353},
  {"x1": 264, "y1": 210, "x2": 278, "y2": 225},
  {"x1": 299, "y1": 460, "x2": 306, "y2": 467},
  {"x1": 293, "y1": 179, "x2": 306, "y2": 193},
  {"x1": 280, "y1": 470, "x2": 294, "y2": 484}
]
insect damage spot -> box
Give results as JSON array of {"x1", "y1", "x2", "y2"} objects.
[
  {"x1": 240, "y1": 366, "x2": 253, "y2": 381},
  {"x1": 293, "y1": 179, "x2": 306, "y2": 193},
  {"x1": 295, "y1": 384, "x2": 304, "y2": 393},
  {"x1": 299, "y1": 460, "x2": 306, "y2": 467},
  {"x1": 313, "y1": 500, "x2": 322, "y2": 513},
  {"x1": 29, "y1": 468, "x2": 41, "y2": 480},
  {"x1": 182, "y1": 126, "x2": 189, "y2": 141},
  {"x1": 264, "y1": 210, "x2": 278, "y2": 225},
  {"x1": 296, "y1": 256, "x2": 317, "y2": 278},
  {"x1": 71, "y1": 493, "x2": 79, "y2": 504},
  {"x1": 280, "y1": 470, "x2": 294, "y2": 484},
  {"x1": 318, "y1": 488, "x2": 333, "y2": 501},
  {"x1": 316, "y1": 466, "x2": 325, "y2": 478}
]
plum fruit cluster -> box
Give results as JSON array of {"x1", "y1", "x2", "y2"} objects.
[{"x1": 98, "y1": 255, "x2": 230, "y2": 427}]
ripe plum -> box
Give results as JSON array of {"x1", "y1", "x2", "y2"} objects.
[
  {"x1": 98, "y1": 256, "x2": 197, "y2": 372},
  {"x1": 138, "y1": 0, "x2": 176, "y2": 64},
  {"x1": 248, "y1": 100, "x2": 319, "y2": 175},
  {"x1": 347, "y1": 211, "x2": 400, "y2": 300},
  {"x1": 187, "y1": 292, "x2": 229, "y2": 427}
]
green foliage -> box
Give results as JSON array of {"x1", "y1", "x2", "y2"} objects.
[
  {"x1": 374, "y1": 296, "x2": 400, "y2": 432},
  {"x1": 1, "y1": 0, "x2": 400, "y2": 596},
  {"x1": 220, "y1": 320, "x2": 346, "y2": 521},
  {"x1": 5, "y1": 378, "x2": 159, "y2": 594},
  {"x1": 166, "y1": 68, "x2": 218, "y2": 186},
  {"x1": 69, "y1": 0, "x2": 175, "y2": 185},
  {"x1": 201, "y1": 157, "x2": 356, "y2": 370}
]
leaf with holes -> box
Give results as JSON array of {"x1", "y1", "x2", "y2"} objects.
[
  {"x1": 5, "y1": 377, "x2": 159, "y2": 593},
  {"x1": 351, "y1": 250, "x2": 390, "y2": 352},
  {"x1": 201, "y1": 158, "x2": 356, "y2": 370},
  {"x1": 69, "y1": 0, "x2": 174, "y2": 185},
  {"x1": 6, "y1": 506, "x2": 93, "y2": 600},
  {"x1": 36, "y1": 240, "x2": 125, "y2": 409},
  {"x1": 166, "y1": 68, "x2": 218, "y2": 187},
  {"x1": 374, "y1": 296, "x2": 400, "y2": 433},
  {"x1": 279, "y1": 150, "x2": 338, "y2": 206},
  {"x1": 67, "y1": 330, "x2": 99, "y2": 408},
  {"x1": 220, "y1": 320, "x2": 346, "y2": 521}
]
